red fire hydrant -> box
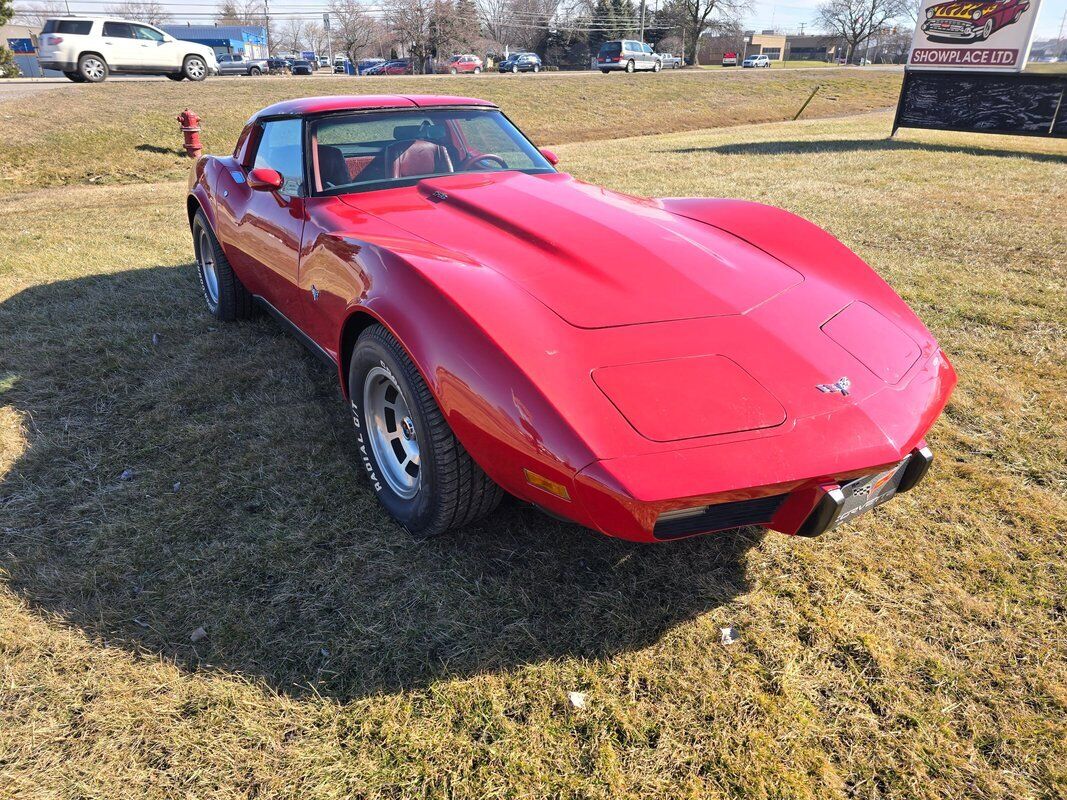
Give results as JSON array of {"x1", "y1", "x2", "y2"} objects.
[{"x1": 177, "y1": 108, "x2": 202, "y2": 159}]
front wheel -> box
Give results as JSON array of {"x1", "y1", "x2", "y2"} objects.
[
  {"x1": 532, "y1": 64, "x2": 540, "y2": 72},
  {"x1": 192, "y1": 209, "x2": 254, "y2": 320},
  {"x1": 183, "y1": 55, "x2": 207, "y2": 81},
  {"x1": 511, "y1": 64, "x2": 518, "y2": 73},
  {"x1": 653, "y1": 60, "x2": 661, "y2": 72},
  {"x1": 450, "y1": 67, "x2": 458, "y2": 74},
  {"x1": 349, "y1": 325, "x2": 503, "y2": 537},
  {"x1": 473, "y1": 67, "x2": 481, "y2": 74}
]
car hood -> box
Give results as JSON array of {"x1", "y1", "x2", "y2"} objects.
[
  {"x1": 340, "y1": 171, "x2": 803, "y2": 329},
  {"x1": 930, "y1": 1, "x2": 995, "y2": 18}
]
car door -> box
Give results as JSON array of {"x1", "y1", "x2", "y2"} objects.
[
  {"x1": 130, "y1": 23, "x2": 171, "y2": 69},
  {"x1": 215, "y1": 118, "x2": 307, "y2": 321},
  {"x1": 100, "y1": 21, "x2": 140, "y2": 70}
]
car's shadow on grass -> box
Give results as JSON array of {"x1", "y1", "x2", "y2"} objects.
[
  {"x1": 666, "y1": 138, "x2": 1067, "y2": 163},
  {"x1": 0, "y1": 264, "x2": 760, "y2": 700}
]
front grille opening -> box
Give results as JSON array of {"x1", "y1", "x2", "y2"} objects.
[{"x1": 654, "y1": 493, "x2": 787, "y2": 540}]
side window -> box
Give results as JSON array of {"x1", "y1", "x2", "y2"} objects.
[
  {"x1": 644, "y1": 43, "x2": 653, "y2": 54},
  {"x1": 102, "y1": 22, "x2": 135, "y2": 38},
  {"x1": 253, "y1": 119, "x2": 305, "y2": 196},
  {"x1": 455, "y1": 115, "x2": 539, "y2": 171},
  {"x1": 133, "y1": 24, "x2": 164, "y2": 41}
]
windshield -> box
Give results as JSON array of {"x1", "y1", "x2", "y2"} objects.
[{"x1": 311, "y1": 109, "x2": 553, "y2": 194}]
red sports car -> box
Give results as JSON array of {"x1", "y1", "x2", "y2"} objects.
[
  {"x1": 186, "y1": 95, "x2": 956, "y2": 542},
  {"x1": 921, "y1": 0, "x2": 1030, "y2": 41}
]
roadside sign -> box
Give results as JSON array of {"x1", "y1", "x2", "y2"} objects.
[
  {"x1": 323, "y1": 13, "x2": 330, "y2": 29},
  {"x1": 907, "y1": 0, "x2": 1043, "y2": 71}
]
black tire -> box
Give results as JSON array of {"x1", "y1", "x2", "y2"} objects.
[
  {"x1": 63, "y1": 70, "x2": 85, "y2": 82},
  {"x1": 166, "y1": 73, "x2": 185, "y2": 81},
  {"x1": 191, "y1": 209, "x2": 254, "y2": 321},
  {"x1": 77, "y1": 53, "x2": 108, "y2": 82},
  {"x1": 511, "y1": 64, "x2": 518, "y2": 73},
  {"x1": 349, "y1": 325, "x2": 503, "y2": 538},
  {"x1": 183, "y1": 55, "x2": 208, "y2": 81},
  {"x1": 601, "y1": 69, "x2": 610, "y2": 73},
  {"x1": 533, "y1": 64, "x2": 540, "y2": 72},
  {"x1": 249, "y1": 66, "x2": 261, "y2": 75}
]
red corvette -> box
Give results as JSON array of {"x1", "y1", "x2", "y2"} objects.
[{"x1": 186, "y1": 95, "x2": 956, "y2": 542}]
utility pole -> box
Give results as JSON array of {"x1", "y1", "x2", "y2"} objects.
[
  {"x1": 639, "y1": 0, "x2": 646, "y2": 41},
  {"x1": 323, "y1": 12, "x2": 333, "y2": 65},
  {"x1": 263, "y1": 0, "x2": 271, "y2": 54}
]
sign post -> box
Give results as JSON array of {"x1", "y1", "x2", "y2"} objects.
[{"x1": 323, "y1": 13, "x2": 333, "y2": 66}]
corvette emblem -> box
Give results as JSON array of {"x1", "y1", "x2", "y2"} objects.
[{"x1": 817, "y1": 377, "x2": 851, "y2": 396}]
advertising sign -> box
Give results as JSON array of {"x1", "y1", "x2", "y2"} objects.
[
  {"x1": 7, "y1": 37, "x2": 35, "y2": 54},
  {"x1": 908, "y1": 0, "x2": 1043, "y2": 71}
]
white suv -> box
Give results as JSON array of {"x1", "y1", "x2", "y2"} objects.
[{"x1": 37, "y1": 17, "x2": 218, "y2": 82}]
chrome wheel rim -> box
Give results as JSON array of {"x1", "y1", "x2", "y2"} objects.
[
  {"x1": 364, "y1": 366, "x2": 420, "y2": 499},
  {"x1": 83, "y1": 57, "x2": 105, "y2": 80},
  {"x1": 187, "y1": 58, "x2": 205, "y2": 78},
  {"x1": 197, "y1": 230, "x2": 219, "y2": 305}
]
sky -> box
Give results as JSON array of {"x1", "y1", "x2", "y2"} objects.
[{"x1": 741, "y1": 0, "x2": 1067, "y2": 40}]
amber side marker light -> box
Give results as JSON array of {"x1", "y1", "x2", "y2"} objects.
[{"x1": 524, "y1": 469, "x2": 571, "y2": 501}]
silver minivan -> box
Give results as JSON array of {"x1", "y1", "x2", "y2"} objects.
[{"x1": 597, "y1": 40, "x2": 662, "y2": 73}]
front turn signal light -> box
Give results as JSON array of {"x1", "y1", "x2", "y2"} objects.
[{"x1": 524, "y1": 469, "x2": 571, "y2": 501}]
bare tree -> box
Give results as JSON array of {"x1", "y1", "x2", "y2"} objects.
[
  {"x1": 330, "y1": 0, "x2": 385, "y2": 59},
  {"x1": 277, "y1": 18, "x2": 309, "y2": 53},
  {"x1": 11, "y1": 0, "x2": 66, "y2": 26},
  {"x1": 386, "y1": 0, "x2": 434, "y2": 70},
  {"x1": 305, "y1": 21, "x2": 331, "y2": 56},
  {"x1": 659, "y1": 0, "x2": 748, "y2": 64},
  {"x1": 104, "y1": 0, "x2": 170, "y2": 24},
  {"x1": 817, "y1": 0, "x2": 908, "y2": 61}
]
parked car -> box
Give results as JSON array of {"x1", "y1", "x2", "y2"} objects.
[
  {"x1": 366, "y1": 59, "x2": 412, "y2": 75},
  {"x1": 265, "y1": 56, "x2": 288, "y2": 73},
  {"x1": 358, "y1": 57, "x2": 388, "y2": 74},
  {"x1": 742, "y1": 54, "x2": 771, "y2": 68},
  {"x1": 597, "y1": 40, "x2": 661, "y2": 72},
  {"x1": 497, "y1": 52, "x2": 542, "y2": 72},
  {"x1": 36, "y1": 16, "x2": 218, "y2": 82},
  {"x1": 333, "y1": 57, "x2": 349, "y2": 73},
  {"x1": 185, "y1": 94, "x2": 955, "y2": 541},
  {"x1": 922, "y1": 0, "x2": 1030, "y2": 41},
  {"x1": 291, "y1": 59, "x2": 314, "y2": 75},
  {"x1": 442, "y1": 54, "x2": 483, "y2": 74},
  {"x1": 657, "y1": 52, "x2": 682, "y2": 68},
  {"x1": 722, "y1": 51, "x2": 738, "y2": 66},
  {"x1": 216, "y1": 52, "x2": 268, "y2": 76}
]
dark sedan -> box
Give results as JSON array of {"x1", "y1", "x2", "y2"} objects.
[
  {"x1": 291, "y1": 59, "x2": 314, "y2": 75},
  {"x1": 497, "y1": 52, "x2": 542, "y2": 73}
]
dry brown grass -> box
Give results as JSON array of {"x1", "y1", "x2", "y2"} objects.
[
  {"x1": 0, "y1": 68, "x2": 904, "y2": 195},
  {"x1": 0, "y1": 105, "x2": 1065, "y2": 798}
]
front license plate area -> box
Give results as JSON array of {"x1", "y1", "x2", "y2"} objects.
[{"x1": 830, "y1": 459, "x2": 909, "y2": 530}]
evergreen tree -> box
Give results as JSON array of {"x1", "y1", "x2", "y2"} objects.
[{"x1": 588, "y1": 0, "x2": 616, "y2": 54}]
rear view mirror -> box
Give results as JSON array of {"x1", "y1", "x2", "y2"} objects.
[
  {"x1": 248, "y1": 167, "x2": 283, "y2": 191},
  {"x1": 539, "y1": 148, "x2": 559, "y2": 166}
]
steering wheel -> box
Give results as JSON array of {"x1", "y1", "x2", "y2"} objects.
[{"x1": 460, "y1": 153, "x2": 508, "y2": 171}]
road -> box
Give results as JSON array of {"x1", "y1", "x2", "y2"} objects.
[{"x1": 0, "y1": 65, "x2": 904, "y2": 103}]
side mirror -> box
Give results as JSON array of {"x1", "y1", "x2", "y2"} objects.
[
  {"x1": 248, "y1": 167, "x2": 283, "y2": 191},
  {"x1": 539, "y1": 147, "x2": 559, "y2": 166}
]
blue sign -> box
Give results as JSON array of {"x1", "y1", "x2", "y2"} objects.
[
  {"x1": 7, "y1": 38, "x2": 35, "y2": 54},
  {"x1": 301, "y1": 50, "x2": 315, "y2": 60}
]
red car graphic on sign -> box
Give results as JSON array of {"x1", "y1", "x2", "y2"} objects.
[{"x1": 921, "y1": 0, "x2": 1030, "y2": 41}]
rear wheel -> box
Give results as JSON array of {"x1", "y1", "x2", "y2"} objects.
[
  {"x1": 473, "y1": 66, "x2": 481, "y2": 73},
  {"x1": 348, "y1": 325, "x2": 503, "y2": 538},
  {"x1": 625, "y1": 59, "x2": 635, "y2": 73},
  {"x1": 601, "y1": 68, "x2": 610, "y2": 73},
  {"x1": 249, "y1": 66, "x2": 261, "y2": 75},
  {"x1": 533, "y1": 64, "x2": 540, "y2": 72},
  {"x1": 192, "y1": 209, "x2": 254, "y2": 321},
  {"x1": 450, "y1": 67, "x2": 458, "y2": 74},
  {"x1": 511, "y1": 64, "x2": 518, "y2": 73},
  {"x1": 183, "y1": 55, "x2": 207, "y2": 81},
  {"x1": 78, "y1": 53, "x2": 108, "y2": 82}
]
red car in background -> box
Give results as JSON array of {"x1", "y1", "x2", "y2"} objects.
[
  {"x1": 921, "y1": 0, "x2": 1030, "y2": 41},
  {"x1": 185, "y1": 95, "x2": 955, "y2": 542},
  {"x1": 366, "y1": 58, "x2": 412, "y2": 75},
  {"x1": 442, "y1": 54, "x2": 483, "y2": 74}
]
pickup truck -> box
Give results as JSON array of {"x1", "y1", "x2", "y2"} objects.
[
  {"x1": 216, "y1": 53, "x2": 268, "y2": 76},
  {"x1": 657, "y1": 52, "x2": 683, "y2": 69}
]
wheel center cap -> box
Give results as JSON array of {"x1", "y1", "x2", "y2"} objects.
[{"x1": 400, "y1": 417, "x2": 416, "y2": 441}]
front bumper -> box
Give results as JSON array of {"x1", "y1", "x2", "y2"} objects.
[
  {"x1": 566, "y1": 349, "x2": 955, "y2": 543},
  {"x1": 922, "y1": 19, "x2": 982, "y2": 38}
]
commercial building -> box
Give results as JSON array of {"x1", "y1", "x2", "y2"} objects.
[
  {"x1": 160, "y1": 24, "x2": 268, "y2": 59},
  {"x1": 784, "y1": 35, "x2": 844, "y2": 62},
  {"x1": 745, "y1": 31, "x2": 787, "y2": 61}
]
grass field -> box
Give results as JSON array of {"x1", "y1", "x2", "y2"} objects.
[
  {"x1": 0, "y1": 68, "x2": 904, "y2": 195},
  {"x1": 1, "y1": 73, "x2": 1066, "y2": 798}
]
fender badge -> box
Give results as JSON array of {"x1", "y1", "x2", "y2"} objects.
[
  {"x1": 817, "y1": 377, "x2": 851, "y2": 396},
  {"x1": 311, "y1": 285, "x2": 319, "y2": 301}
]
